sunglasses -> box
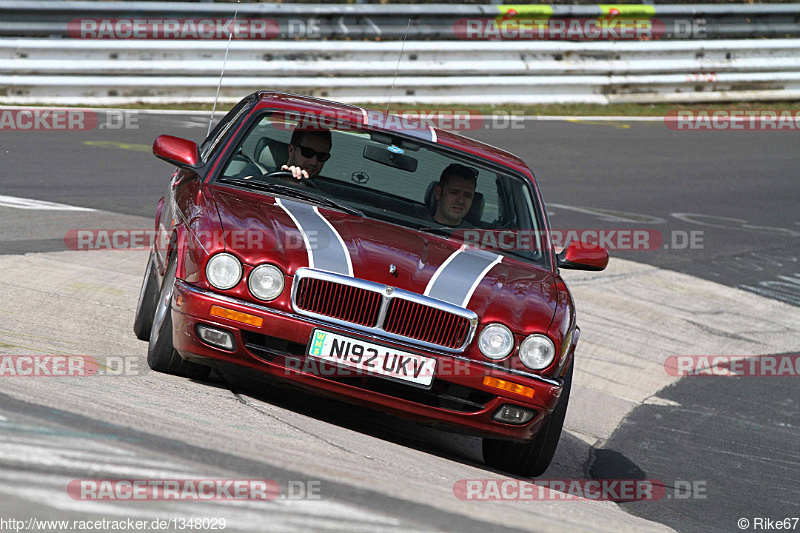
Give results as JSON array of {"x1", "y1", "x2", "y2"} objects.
[{"x1": 297, "y1": 144, "x2": 331, "y2": 162}]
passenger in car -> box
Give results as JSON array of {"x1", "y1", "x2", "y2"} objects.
[
  {"x1": 427, "y1": 163, "x2": 479, "y2": 228},
  {"x1": 281, "y1": 128, "x2": 332, "y2": 182}
]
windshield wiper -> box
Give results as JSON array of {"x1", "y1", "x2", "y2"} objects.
[
  {"x1": 264, "y1": 183, "x2": 365, "y2": 217},
  {"x1": 217, "y1": 177, "x2": 364, "y2": 217},
  {"x1": 417, "y1": 226, "x2": 457, "y2": 238}
]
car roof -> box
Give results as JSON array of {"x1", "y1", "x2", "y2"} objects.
[{"x1": 254, "y1": 91, "x2": 532, "y2": 178}]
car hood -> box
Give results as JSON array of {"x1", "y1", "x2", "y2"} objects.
[{"x1": 210, "y1": 186, "x2": 558, "y2": 333}]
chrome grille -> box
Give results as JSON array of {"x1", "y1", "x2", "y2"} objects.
[
  {"x1": 383, "y1": 298, "x2": 471, "y2": 350},
  {"x1": 291, "y1": 269, "x2": 477, "y2": 353},
  {"x1": 294, "y1": 276, "x2": 381, "y2": 327}
]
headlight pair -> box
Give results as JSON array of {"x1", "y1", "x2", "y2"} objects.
[
  {"x1": 478, "y1": 323, "x2": 556, "y2": 370},
  {"x1": 206, "y1": 253, "x2": 284, "y2": 301}
]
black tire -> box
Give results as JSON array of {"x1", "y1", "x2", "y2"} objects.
[
  {"x1": 147, "y1": 255, "x2": 211, "y2": 380},
  {"x1": 482, "y1": 362, "x2": 573, "y2": 477},
  {"x1": 133, "y1": 252, "x2": 159, "y2": 341}
]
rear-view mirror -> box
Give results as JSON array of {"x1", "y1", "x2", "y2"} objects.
[{"x1": 363, "y1": 145, "x2": 418, "y2": 172}]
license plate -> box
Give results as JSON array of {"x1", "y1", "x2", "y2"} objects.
[{"x1": 307, "y1": 329, "x2": 437, "y2": 387}]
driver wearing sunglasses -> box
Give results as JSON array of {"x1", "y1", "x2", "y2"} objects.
[{"x1": 281, "y1": 128, "x2": 332, "y2": 182}]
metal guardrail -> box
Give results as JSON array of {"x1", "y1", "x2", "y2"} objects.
[
  {"x1": 1, "y1": 2, "x2": 799, "y2": 105},
  {"x1": 6, "y1": 40, "x2": 800, "y2": 77},
  {"x1": 2, "y1": 38, "x2": 799, "y2": 105},
  {"x1": 2, "y1": 1, "x2": 800, "y2": 40}
]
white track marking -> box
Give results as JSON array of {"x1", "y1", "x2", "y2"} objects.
[
  {"x1": 0, "y1": 420, "x2": 405, "y2": 532},
  {"x1": 0, "y1": 195, "x2": 96, "y2": 212}
]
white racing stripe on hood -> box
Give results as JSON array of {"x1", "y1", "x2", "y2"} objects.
[
  {"x1": 460, "y1": 254, "x2": 503, "y2": 307},
  {"x1": 275, "y1": 198, "x2": 353, "y2": 276},
  {"x1": 313, "y1": 205, "x2": 353, "y2": 277},
  {"x1": 424, "y1": 245, "x2": 502, "y2": 307}
]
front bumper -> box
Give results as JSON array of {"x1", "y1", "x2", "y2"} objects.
[{"x1": 171, "y1": 280, "x2": 564, "y2": 442}]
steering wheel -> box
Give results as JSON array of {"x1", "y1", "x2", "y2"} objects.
[{"x1": 263, "y1": 170, "x2": 320, "y2": 189}]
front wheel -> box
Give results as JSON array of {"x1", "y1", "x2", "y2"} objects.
[
  {"x1": 133, "y1": 251, "x2": 159, "y2": 341},
  {"x1": 482, "y1": 362, "x2": 573, "y2": 477},
  {"x1": 147, "y1": 255, "x2": 211, "y2": 380}
]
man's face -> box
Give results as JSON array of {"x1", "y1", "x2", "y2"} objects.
[
  {"x1": 287, "y1": 133, "x2": 331, "y2": 179},
  {"x1": 434, "y1": 174, "x2": 475, "y2": 226}
]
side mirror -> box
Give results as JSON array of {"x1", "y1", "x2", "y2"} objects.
[
  {"x1": 557, "y1": 241, "x2": 609, "y2": 271},
  {"x1": 153, "y1": 135, "x2": 200, "y2": 169}
]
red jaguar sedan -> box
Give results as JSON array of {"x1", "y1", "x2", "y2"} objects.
[{"x1": 134, "y1": 91, "x2": 608, "y2": 477}]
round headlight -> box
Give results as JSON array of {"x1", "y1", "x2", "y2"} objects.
[
  {"x1": 248, "y1": 264, "x2": 284, "y2": 301},
  {"x1": 519, "y1": 334, "x2": 556, "y2": 370},
  {"x1": 478, "y1": 323, "x2": 515, "y2": 360},
  {"x1": 206, "y1": 253, "x2": 242, "y2": 290}
]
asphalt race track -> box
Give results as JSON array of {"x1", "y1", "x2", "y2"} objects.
[{"x1": 0, "y1": 110, "x2": 798, "y2": 532}]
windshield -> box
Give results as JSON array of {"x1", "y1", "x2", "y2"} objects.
[{"x1": 215, "y1": 109, "x2": 548, "y2": 267}]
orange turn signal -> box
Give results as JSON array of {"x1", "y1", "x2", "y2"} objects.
[
  {"x1": 209, "y1": 305, "x2": 263, "y2": 327},
  {"x1": 483, "y1": 376, "x2": 535, "y2": 398}
]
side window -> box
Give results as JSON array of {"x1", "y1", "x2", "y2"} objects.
[
  {"x1": 200, "y1": 99, "x2": 252, "y2": 162},
  {"x1": 472, "y1": 170, "x2": 499, "y2": 225}
]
